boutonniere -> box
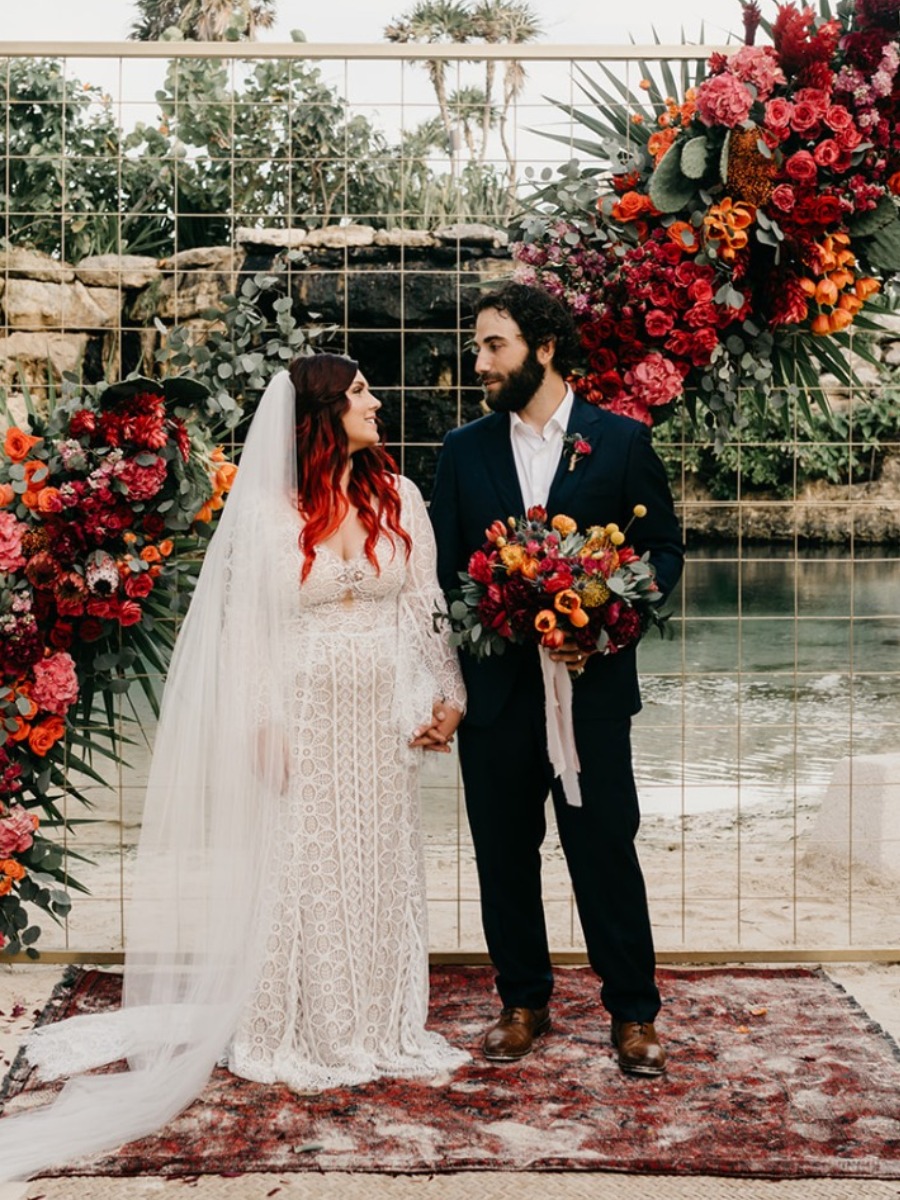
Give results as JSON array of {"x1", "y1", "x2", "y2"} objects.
[{"x1": 562, "y1": 432, "x2": 592, "y2": 472}]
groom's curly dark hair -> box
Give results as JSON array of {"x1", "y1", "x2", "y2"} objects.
[{"x1": 473, "y1": 283, "x2": 581, "y2": 377}]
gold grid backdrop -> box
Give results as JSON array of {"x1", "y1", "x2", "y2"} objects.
[{"x1": 1, "y1": 43, "x2": 899, "y2": 962}]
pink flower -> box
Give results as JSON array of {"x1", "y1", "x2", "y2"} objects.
[
  {"x1": 785, "y1": 150, "x2": 818, "y2": 184},
  {"x1": 791, "y1": 102, "x2": 822, "y2": 136},
  {"x1": 115, "y1": 456, "x2": 167, "y2": 502},
  {"x1": 31, "y1": 651, "x2": 79, "y2": 716},
  {"x1": 696, "y1": 73, "x2": 754, "y2": 128},
  {"x1": 770, "y1": 183, "x2": 797, "y2": 212},
  {"x1": 764, "y1": 97, "x2": 794, "y2": 134},
  {"x1": 813, "y1": 139, "x2": 842, "y2": 168},
  {"x1": 624, "y1": 353, "x2": 685, "y2": 410},
  {"x1": 0, "y1": 511, "x2": 26, "y2": 572},
  {"x1": 825, "y1": 104, "x2": 854, "y2": 134},
  {"x1": 644, "y1": 309, "x2": 675, "y2": 337},
  {"x1": 0, "y1": 806, "x2": 37, "y2": 857},
  {"x1": 727, "y1": 46, "x2": 787, "y2": 101}
]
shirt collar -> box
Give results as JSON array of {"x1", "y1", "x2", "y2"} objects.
[{"x1": 510, "y1": 386, "x2": 575, "y2": 438}]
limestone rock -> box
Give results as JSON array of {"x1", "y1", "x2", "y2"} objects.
[
  {"x1": 236, "y1": 227, "x2": 308, "y2": 249},
  {"x1": 304, "y1": 225, "x2": 376, "y2": 249},
  {"x1": 75, "y1": 254, "x2": 161, "y2": 289},
  {"x1": 0, "y1": 247, "x2": 75, "y2": 283},
  {"x1": 159, "y1": 246, "x2": 239, "y2": 271},
  {"x1": 0, "y1": 278, "x2": 121, "y2": 329},
  {"x1": 0, "y1": 331, "x2": 90, "y2": 397},
  {"x1": 433, "y1": 223, "x2": 509, "y2": 248},
  {"x1": 374, "y1": 229, "x2": 438, "y2": 248}
]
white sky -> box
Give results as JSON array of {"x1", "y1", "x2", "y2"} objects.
[{"x1": 1, "y1": 0, "x2": 742, "y2": 45}]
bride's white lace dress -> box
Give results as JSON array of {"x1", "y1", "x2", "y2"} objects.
[{"x1": 227, "y1": 475, "x2": 467, "y2": 1090}]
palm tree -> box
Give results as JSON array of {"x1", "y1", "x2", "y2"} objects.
[
  {"x1": 131, "y1": 0, "x2": 276, "y2": 40},
  {"x1": 384, "y1": 1, "x2": 475, "y2": 171},
  {"x1": 470, "y1": 1, "x2": 542, "y2": 188}
]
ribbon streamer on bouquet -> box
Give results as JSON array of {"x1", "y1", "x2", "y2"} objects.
[{"x1": 539, "y1": 647, "x2": 582, "y2": 807}]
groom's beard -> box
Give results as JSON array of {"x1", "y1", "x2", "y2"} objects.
[{"x1": 481, "y1": 348, "x2": 546, "y2": 413}]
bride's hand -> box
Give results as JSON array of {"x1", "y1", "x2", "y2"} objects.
[{"x1": 408, "y1": 702, "x2": 463, "y2": 753}]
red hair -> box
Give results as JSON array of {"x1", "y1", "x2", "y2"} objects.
[{"x1": 288, "y1": 354, "x2": 411, "y2": 582}]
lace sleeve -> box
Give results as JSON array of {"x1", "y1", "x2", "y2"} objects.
[{"x1": 398, "y1": 475, "x2": 466, "y2": 714}]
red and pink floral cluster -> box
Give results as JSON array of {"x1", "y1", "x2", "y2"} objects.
[
  {"x1": 0, "y1": 386, "x2": 234, "y2": 951},
  {"x1": 514, "y1": 0, "x2": 899, "y2": 427}
]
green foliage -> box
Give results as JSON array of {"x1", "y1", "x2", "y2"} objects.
[
  {"x1": 0, "y1": 59, "x2": 174, "y2": 260},
  {"x1": 655, "y1": 380, "x2": 900, "y2": 499},
  {"x1": 154, "y1": 252, "x2": 335, "y2": 435}
]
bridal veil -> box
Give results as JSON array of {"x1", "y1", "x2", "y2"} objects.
[{"x1": 0, "y1": 371, "x2": 301, "y2": 1180}]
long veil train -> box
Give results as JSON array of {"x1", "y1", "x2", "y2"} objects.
[{"x1": 0, "y1": 372, "x2": 299, "y2": 1180}]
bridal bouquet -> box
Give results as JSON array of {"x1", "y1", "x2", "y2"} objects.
[
  {"x1": 514, "y1": 0, "x2": 900, "y2": 440},
  {"x1": 440, "y1": 504, "x2": 665, "y2": 661},
  {"x1": 0, "y1": 375, "x2": 233, "y2": 955}
]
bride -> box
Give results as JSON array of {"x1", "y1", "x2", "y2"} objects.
[{"x1": 0, "y1": 355, "x2": 467, "y2": 1180}]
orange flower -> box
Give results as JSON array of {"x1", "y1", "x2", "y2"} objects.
[
  {"x1": 828, "y1": 308, "x2": 853, "y2": 333},
  {"x1": 215, "y1": 463, "x2": 237, "y2": 493},
  {"x1": 815, "y1": 278, "x2": 839, "y2": 306},
  {"x1": 36, "y1": 486, "x2": 61, "y2": 513},
  {"x1": 888, "y1": 172, "x2": 900, "y2": 196},
  {"x1": 210, "y1": 446, "x2": 227, "y2": 463},
  {"x1": 0, "y1": 859, "x2": 25, "y2": 882},
  {"x1": 0, "y1": 483, "x2": 14, "y2": 507},
  {"x1": 194, "y1": 503, "x2": 213, "y2": 524},
  {"x1": 611, "y1": 190, "x2": 650, "y2": 222},
  {"x1": 810, "y1": 313, "x2": 832, "y2": 335},
  {"x1": 551, "y1": 514, "x2": 577, "y2": 537},
  {"x1": 569, "y1": 606, "x2": 591, "y2": 628},
  {"x1": 140, "y1": 545, "x2": 162, "y2": 564},
  {"x1": 28, "y1": 716, "x2": 66, "y2": 757},
  {"x1": 499, "y1": 544, "x2": 527, "y2": 572},
  {"x1": 0, "y1": 877, "x2": 12, "y2": 897},
  {"x1": 855, "y1": 276, "x2": 880, "y2": 301},
  {"x1": 158, "y1": 539, "x2": 174, "y2": 557},
  {"x1": 3, "y1": 428, "x2": 41, "y2": 463},
  {"x1": 554, "y1": 589, "x2": 582, "y2": 615},
  {"x1": 16, "y1": 691, "x2": 38, "y2": 720},
  {"x1": 519, "y1": 557, "x2": 540, "y2": 581},
  {"x1": 667, "y1": 221, "x2": 699, "y2": 254},
  {"x1": 8, "y1": 716, "x2": 31, "y2": 743},
  {"x1": 22, "y1": 460, "x2": 49, "y2": 491},
  {"x1": 647, "y1": 128, "x2": 677, "y2": 162},
  {"x1": 534, "y1": 610, "x2": 557, "y2": 634},
  {"x1": 703, "y1": 198, "x2": 756, "y2": 261}
]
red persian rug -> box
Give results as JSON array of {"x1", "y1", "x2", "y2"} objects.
[{"x1": 2, "y1": 965, "x2": 900, "y2": 1179}]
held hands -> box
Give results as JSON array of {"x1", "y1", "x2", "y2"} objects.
[
  {"x1": 548, "y1": 636, "x2": 596, "y2": 675},
  {"x1": 408, "y1": 702, "x2": 463, "y2": 753}
]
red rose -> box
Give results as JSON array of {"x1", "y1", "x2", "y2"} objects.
[
  {"x1": 690, "y1": 327, "x2": 720, "y2": 365},
  {"x1": 87, "y1": 597, "x2": 120, "y2": 620},
  {"x1": 644, "y1": 309, "x2": 674, "y2": 338},
  {"x1": 825, "y1": 104, "x2": 854, "y2": 133},
  {"x1": 790, "y1": 102, "x2": 821, "y2": 136},
  {"x1": 124, "y1": 572, "x2": 154, "y2": 599},
  {"x1": 142, "y1": 513, "x2": 167, "y2": 538},
  {"x1": 813, "y1": 139, "x2": 841, "y2": 168},
  {"x1": 770, "y1": 183, "x2": 796, "y2": 212},
  {"x1": 785, "y1": 151, "x2": 818, "y2": 184},
  {"x1": 688, "y1": 279, "x2": 714, "y2": 304},
  {"x1": 467, "y1": 550, "x2": 496, "y2": 585},
  {"x1": 588, "y1": 347, "x2": 617, "y2": 374},
  {"x1": 79, "y1": 618, "x2": 104, "y2": 642},
  {"x1": 118, "y1": 600, "x2": 143, "y2": 627},
  {"x1": 813, "y1": 194, "x2": 843, "y2": 225},
  {"x1": 48, "y1": 621, "x2": 75, "y2": 650},
  {"x1": 665, "y1": 330, "x2": 694, "y2": 357}
]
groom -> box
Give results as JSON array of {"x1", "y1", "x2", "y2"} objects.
[{"x1": 429, "y1": 283, "x2": 684, "y2": 1075}]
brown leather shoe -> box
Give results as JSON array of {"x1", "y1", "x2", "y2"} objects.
[
  {"x1": 610, "y1": 1019, "x2": 667, "y2": 1076},
  {"x1": 483, "y1": 1005, "x2": 551, "y2": 1061}
]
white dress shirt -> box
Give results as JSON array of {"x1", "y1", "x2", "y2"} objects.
[{"x1": 509, "y1": 387, "x2": 575, "y2": 509}]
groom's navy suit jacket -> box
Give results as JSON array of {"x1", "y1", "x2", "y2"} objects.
[{"x1": 430, "y1": 395, "x2": 684, "y2": 728}]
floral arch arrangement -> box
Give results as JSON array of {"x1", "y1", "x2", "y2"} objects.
[
  {"x1": 513, "y1": 0, "x2": 900, "y2": 442},
  {"x1": 0, "y1": 377, "x2": 234, "y2": 956}
]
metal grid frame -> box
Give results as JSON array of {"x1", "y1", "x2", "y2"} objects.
[{"x1": 1, "y1": 42, "x2": 898, "y2": 964}]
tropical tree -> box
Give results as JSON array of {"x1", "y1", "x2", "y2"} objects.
[
  {"x1": 384, "y1": 0, "x2": 541, "y2": 206},
  {"x1": 384, "y1": 1, "x2": 474, "y2": 170},
  {"x1": 130, "y1": 0, "x2": 277, "y2": 41}
]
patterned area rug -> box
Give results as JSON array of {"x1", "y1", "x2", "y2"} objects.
[{"x1": 2, "y1": 965, "x2": 900, "y2": 1179}]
